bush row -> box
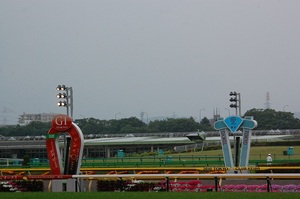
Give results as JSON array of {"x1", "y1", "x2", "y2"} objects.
[
  {"x1": 0, "y1": 180, "x2": 44, "y2": 192},
  {"x1": 97, "y1": 179, "x2": 165, "y2": 192}
]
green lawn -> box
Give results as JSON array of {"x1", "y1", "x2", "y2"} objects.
[
  {"x1": 1, "y1": 192, "x2": 300, "y2": 199},
  {"x1": 173, "y1": 146, "x2": 300, "y2": 160},
  {"x1": 1, "y1": 146, "x2": 299, "y2": 170}
]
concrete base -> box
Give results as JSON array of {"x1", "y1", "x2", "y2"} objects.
[{"x1": 52, "y1": 179, "x2": 77, "y2": 192}]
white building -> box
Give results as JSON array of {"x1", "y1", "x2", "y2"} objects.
[{"x1": 18, "y1": 113, "x2": 59, "y2": 125}]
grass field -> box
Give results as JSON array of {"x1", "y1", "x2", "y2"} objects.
[
  {"x1": 1, "y1": 192, "x2": 300, "y2": 199},
  {"x1": 173, "y1": 146, "x2": 300, "y2": 160},
  {"x1": 1, "y1": 146, "x2": 300, "y2": 196},
  {"x1": 7, "y1": 145, "x2": 297, "y2": 169},
  {"x1": 76, "y1": 145, "x2": 300, "y2": 168}
]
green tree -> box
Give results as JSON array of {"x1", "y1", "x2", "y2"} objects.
[
  {"x1": 5, "y1": 109, "x2": 300, "y2": 136},
  {"x1": 148, "y1": 119, "x2": 168, "y2": 132},
  {"x1": 22, "y1": 154, "x2": 30, "y2": 166},
  {"x1": 75, "y1": 118, "x2": 107, "y2": 134},
  {"x1": 75, "y1": 117, "x2": 148, "y2": 134},
  {"x1": 200, "y1": 117, "x2": 214, "y2": 131},
  {"x1": 243, "y1": 108, "x2": 300, "y2": 130},
  {"x1": 107, "y1": 117, "x2": 147, "y2": 133},
  {"x1": 148, "y1": 117, "x2": 203, "y2": 132}
]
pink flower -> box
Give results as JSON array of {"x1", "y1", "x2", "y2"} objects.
[
  {"x1": 271, "y1": 184, "x2": 282, "y2": 190},
  {"x1": 247, "y1": 185, "x2": 259, "y2": 190},
  {"x1": 188, "y1": 180, "x2": 202, "y2": 186}
]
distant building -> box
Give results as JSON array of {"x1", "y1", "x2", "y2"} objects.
[
  {"x1": 209, "y1": 108, "x2": 220, "y2": 126},
  {"x1": 18, "y1": 113, "x2": 59, "y2": 125}
]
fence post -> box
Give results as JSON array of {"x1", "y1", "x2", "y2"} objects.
[
  {"x1": 119, "y1": 177, "x2": 123, "y2": 192},
  {"x1": 166, "y1": 177, "x2": 169, "y2": 192},
  {"x1": 266, "y1": 177, "x2": 271, "y2": 192},
  {"x1": 214, "y1": 176, "x2": 218, "y2": 192}
]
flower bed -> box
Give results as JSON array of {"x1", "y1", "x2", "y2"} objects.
[
  {"x1": 97, "y1": 179, "x2": 202, "y2": 192},
  {"x1": 97, "y1": 179, "x2": 160, "y2": 192},
  {"x1": 169, "y1": 180, "x2": 202, "y2": 192},
  {"x1": 220, "y1": 184, "x2": 300, "y2": 192},
  {"x1": 97, "y1": 179, "x2": 300, "y2": 193},
  {"x1": 0, "y1": 180, "x2": 44, "y2": 192}
]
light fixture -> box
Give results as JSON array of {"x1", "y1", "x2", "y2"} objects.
[
  {"x1": 56, "y1": 84, "x2": 66, "y2": 91},
  {"x1": 60, "y1": 85, "x2": 66, "y2": 90},
  {"x1": 229, "y1": 91, "x2": 241, "y2": 116},
  {"x1": 56, "y1": 93, "x2": 67, "y2": 99},
  {"x1": 56, "y1": 84, "x2": 73, "y2": 118},
  {"x1": 57, "y1": 101, "x2": 67, "y2": 107}
]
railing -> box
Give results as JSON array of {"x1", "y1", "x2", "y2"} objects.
[
  {"x1": 18, "y1": 173, "x2": 300, "y2": 192},
  {"x1": 1, "y1": 129, "x2": 300, "y2": 141},
  {"x1": 1, "y1": 155, "x2": 300, "y2": 169},
  {"x1": 80, "y1": 155, "x2": 225, "y2": 168},
  {"x1": 2, "y1": 166, "x2": 300, "y2": 192}
]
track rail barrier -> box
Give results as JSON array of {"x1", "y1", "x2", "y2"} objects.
[
  {"x1": 1, "y1": 173, "x2": 300, "y2": 192},
  {"x1": 73, "y1": 173, "x2": 300, "y2": 192},
  {"x1": 2, "y1": 166, "x2": 300, "y2": 192}
]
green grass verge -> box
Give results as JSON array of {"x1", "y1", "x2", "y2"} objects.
[
  {"x1": 174, "y1": 146, "x2": 300, "y2": 160},
  {"x1": 1, "y1": 192, "x2": 300, "y2": 199}
]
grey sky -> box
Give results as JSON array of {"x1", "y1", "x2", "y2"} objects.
[{"x1": 1, "y1": 0, "x2": 300, "y2": 124}]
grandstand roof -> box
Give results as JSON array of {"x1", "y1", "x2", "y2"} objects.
[{"x1": 83, "y1": 134, "x2": 293, "y2": 146}]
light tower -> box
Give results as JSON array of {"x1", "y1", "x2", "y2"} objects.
[
  {"x1": 56, "y1": 85, "x2": 73, "y2": 118},
  {"x1": 229, "y1": 91, "x2": 241, "y2": 116},
  {"x1": 265, "y1": 92, "x2": 271, "y2": 109}
]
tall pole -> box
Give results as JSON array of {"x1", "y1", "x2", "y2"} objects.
[
  {"x1": 144, "y1": 112, "x2": 148, "y2": 124},
  {"x1": 56, "y1": 84, "x2": 73, "y2": 175},
  {"x1": 238, "y1": 93, "x2": 241, "y2": 116},
  {"x1": 69, "y1": 87, "x2": 73, "y2": 119},
  {"x1": 229, "y1": 91, "x2": 241, "y2": 170},
  {"x1": 229, "y1": 92, "x2": 241, "y2": 116},
  {"x1": 199, "y1": 109, "x2": 205, "y2": 123},
  {"x1": 66, "y1": 89, "x2": 70, "y2": 116},
  {"x1": 115, "y1": 112, "x2": 121, "y2": 120},
  {"x1": 57, "y1": 85, "x2": 73, "y2": 119}
]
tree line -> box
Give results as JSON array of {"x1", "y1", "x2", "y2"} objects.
[{"x1": 0, "y1": 109, "x2": 300, "y2": 137}]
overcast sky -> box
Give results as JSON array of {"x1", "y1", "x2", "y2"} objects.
[{"x1": 1, "y1": 0, "x2": 300, "y2": 124}]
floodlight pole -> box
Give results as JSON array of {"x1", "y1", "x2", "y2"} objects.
[
  {"x1": 66, "y1": 88, "x2": 70, "y2": 116},
  {"x1": 69, "y1": 87, "x2": 73, "y2": 119},
  {"x1": 56, "y1": 85, "x2": 73, "y2": 175},
  {"x1": 237, "y1": 93, "x2": 241, "y2": 117},
  {"x1": 199, "y1": 109, "x2": 205, "y2": 123}
]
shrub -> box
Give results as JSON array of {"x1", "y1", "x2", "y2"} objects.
[
  {"x1": 22, "y1": 155, "x2": 30, "y2": 166},
  {"x1": 0, "y1": 180, "x2": 44, "y2": 192},
  {"x1": 97, "y1": 180, "x2": 161, "y2": 192}
]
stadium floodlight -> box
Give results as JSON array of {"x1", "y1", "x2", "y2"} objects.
[
  {"x1": 56, "y1": 85, "x2": 73, "y2": 118},
  {"x1": 229, "y1": 91, "x2": 241, "y2": 116},
  {"x1": 56, "y1": 93, "x2": 67, "y2": 99},
  {"x1": 57, "y1": 101, "x2": 67, "y2": 107}
]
